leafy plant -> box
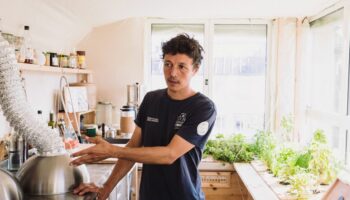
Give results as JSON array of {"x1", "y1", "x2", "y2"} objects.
[
  {"x1": 289, "y1": 171, "x2": 317, "y2": 199},
  {"x1": 307, "y1": 130, "x2": 339, "y2": 184},
  {"x1": 204, "y1": 134, "x2": 254, "y2": 163},
  {"x1": 271, "y1": 147, "x2": 299, "y2": 183},
  {"x1": 280, "y1": 114, "x2": 293, "y2": 142},
  {"x1": 295, "y1": 152, "x2": 312, "y2": 169},
  {"x1": 252, "y1": 130, "x2": 277, "y2": 169}
]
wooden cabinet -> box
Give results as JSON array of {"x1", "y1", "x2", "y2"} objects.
[
  {"x1": 202, "y1": 171, "x2": 249, "y2": 200},
  {"x1": 131, "y1": 159, "x2": 250, "y2": 200}
]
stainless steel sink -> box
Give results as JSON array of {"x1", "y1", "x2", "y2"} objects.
[{"x1": 104, "y1": 137, "x2": 130, "y2": 144}]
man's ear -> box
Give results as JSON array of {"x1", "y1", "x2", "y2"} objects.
[{"x1": 193, "y1": 65, "x2": 199, "y2": 74}]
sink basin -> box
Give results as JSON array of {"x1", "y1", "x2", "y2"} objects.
[{"x1": 104, "y1": 137, "x2": 129, "y2": 144}]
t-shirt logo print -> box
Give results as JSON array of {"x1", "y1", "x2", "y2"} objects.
[{"x1": 174, "y1": 113, "x2": 186, "y2": 130}]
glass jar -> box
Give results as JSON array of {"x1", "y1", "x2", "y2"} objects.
[
  {"x1": 59, "y1": 54, "x2": 68, "y2": 68},
  {"x1": 120, "y1": 106, "x2": 136, "y2": 136},
  {"x1": 50, "y1": 53, "x2": 59, "y2": 67},
  {"x1": 45, "y1": 52, "x2": 51, "y2": 66},
  {"x1": 68, "y1": 53, "x2": 77, "y2": 68},
  {"x1": 76, "y1": 51, "x2": 86, "y2": 69}
]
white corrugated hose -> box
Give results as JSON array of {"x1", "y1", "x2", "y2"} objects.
[{"x1": 0, "y1": 35, "x2": 65, "y2": 154}]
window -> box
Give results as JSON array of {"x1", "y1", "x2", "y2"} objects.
[
  {"x1": 306, "y1": 9, "x2": 347, "y2": 162},
  {"x1": 212, "y1": 24, "x2": 267, "y2": 138},
  {"x1": 147, "y1": 20, "x2": 270, "y2": 138}
]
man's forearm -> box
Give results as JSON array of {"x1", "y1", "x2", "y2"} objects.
[
  {"x1": 112, "y1": 146, "x2": 175, "y2": 165},
  {"x1": 103, "y1": 159, "x2": 135, "y2": 194}
]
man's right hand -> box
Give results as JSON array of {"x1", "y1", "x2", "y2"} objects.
[
  {"x1": 70, "y1": 136, "x2": 115, "y2": 166},
  {"x1": 73, "y1": 182, "x2": 109, "y2": 200}
]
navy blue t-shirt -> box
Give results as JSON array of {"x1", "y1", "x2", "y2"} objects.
[{"x1": 135, "y1": 89, "x2": 217, "y2": 200}]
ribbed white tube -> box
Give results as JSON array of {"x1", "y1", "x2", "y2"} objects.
[{"x1": 0, "y1": 36, "x2": 65, "y2": 154}]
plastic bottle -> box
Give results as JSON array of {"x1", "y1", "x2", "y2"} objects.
[{"x1": 20, "y1": 25, "x2": 34, "y2": 64}]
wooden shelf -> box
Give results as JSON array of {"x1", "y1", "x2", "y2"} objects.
[{"x1": 19, "y1": 63, "x2": 93, "y2": 75}]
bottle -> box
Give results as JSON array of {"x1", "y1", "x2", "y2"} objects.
[
  {"x1": 21, "y1": 135, "x2": 28, "y2": 163},
  {"x1": 7, "y1": 131, "x2": 23, "y2": 171},
  {"x1": 50, "y1": 53, "x2": 59, "y2": 67},
  {"x1": 48, "y1": 111, "x2": 55, "y2": 129},
  {"x1": 20, "y1": 25, "x2": 34, "y2": 64},
  {"x1": 57, "y1": 118, "x2": 66, "y2": 137}
]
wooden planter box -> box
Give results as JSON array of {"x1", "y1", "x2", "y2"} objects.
[
  {"x1": 199, "y1": 157, "x2": 249, "y2": 200},
  {"x1": 234, "y1": 160, "x2": 333, "y2": 200}
]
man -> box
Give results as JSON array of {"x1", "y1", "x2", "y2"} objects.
[{"x1": 71, "y1": 34, "x2": 217, "y2": 200}]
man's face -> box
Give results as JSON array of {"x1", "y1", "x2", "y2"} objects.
[{"x1": 163, "y1": 53, "x2": 198, "y2": 95}]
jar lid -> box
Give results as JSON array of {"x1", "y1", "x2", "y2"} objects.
[
  {"x1": 76, "y1": 51, "x2": 85, "y2": 55},
  {"x1": 121, "y1": 105, "x2": 136, "y2": 111}
]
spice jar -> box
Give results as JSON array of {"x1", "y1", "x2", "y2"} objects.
[
  {"x1": 45, "y1": 52, "x2": 50, "y2": 66},
  {"x1": 68, "y1": 53, "x2": 77, "y2": 68},
  {"x1": 59, "y1": 54, "x2": 68, "y2": 68},
  {"x1": 76, "y1": 51, "x2": 86, "y2": 69},
  {"x1": 50, "y1": 53, "x2": 59, "y2": 67}
]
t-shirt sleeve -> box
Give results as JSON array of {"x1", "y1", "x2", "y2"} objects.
[
  {"x1": 176, "y1": 101, "x2": 216, "y2": 149},
  {"x1": 134, "y1": 93, "x2": 149, "y2": 129}
]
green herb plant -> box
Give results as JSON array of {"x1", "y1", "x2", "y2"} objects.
[
  {"x1": 280, "y1": 114, "x2": 293, "y2": 142},
  {"x1": 252, "y1": 130, "x2": 277, "y2": 169},
  {"x1": 307, "y1": 129, "x2": 339, "y2": 185},
  {"x1": 204, "y1": 133, "x2": 254, "y2": 163}
]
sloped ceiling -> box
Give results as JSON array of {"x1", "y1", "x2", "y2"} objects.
[{"x1": 0, "y1": 0, "x2": 339, "y2": 52}]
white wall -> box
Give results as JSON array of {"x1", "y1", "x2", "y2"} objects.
[
  {"x1": 77, "y1": 18, "x2": 146, "y2": 115},
  {"x1": 0, "y1": 71, "x2": 77, "y2": 138},
  {"x1": 0, "y1": 0, "x2": 90, "y2": 53}
]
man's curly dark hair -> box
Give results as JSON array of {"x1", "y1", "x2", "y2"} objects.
[{"x1": 161, "y1": 34, "x2": 204, "y2": 68}]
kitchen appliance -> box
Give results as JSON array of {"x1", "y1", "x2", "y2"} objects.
[
  {"x1": 0, "y1": 168, "x2": 23, "y2": 200},
  {"x1": 96, "y1": 102, "x2": 113, "y2": 126},
  {"x1": 119, "y1": 83, "x2": 144, "y2": 136},
  {"x1": 127, "y1": 82, "x2": 143, "y2": 109}
]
